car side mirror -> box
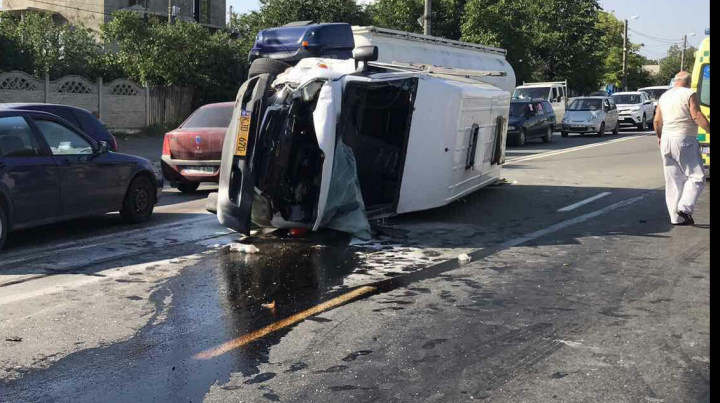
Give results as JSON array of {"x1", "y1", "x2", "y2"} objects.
[{"x1": 96, "y1": 141, "x2": 109, "y2": 154}]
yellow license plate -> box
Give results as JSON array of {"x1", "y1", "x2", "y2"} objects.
[{"x1": 235, "y1": 111, "x2": 251, "y2": 157}]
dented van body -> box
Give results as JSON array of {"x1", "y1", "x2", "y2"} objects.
[{"x1": 216, "y1": 57, "x2": 512, "y2": 239}]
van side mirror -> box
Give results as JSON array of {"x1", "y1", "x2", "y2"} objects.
[{"x1": 353, "y1": 46, "x2": 379, "y2": 72}]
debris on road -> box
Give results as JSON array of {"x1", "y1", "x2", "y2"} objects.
[
  {"x1": 5, "y1": 337, "x2": 23, "y2": 342},
  {"x1": 458, "y1": 254, "x2": 472, "y2": 263},
  {"x1": 224, "y1": 243, "x2": 260, "y2": 254}
]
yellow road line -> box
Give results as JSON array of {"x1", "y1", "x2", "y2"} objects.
[{"x1": 194, "y1": 285, "x2": 378, "y2": 360}]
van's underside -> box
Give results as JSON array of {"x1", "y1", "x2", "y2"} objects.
[{"x1": 218, "y1": 73, "x2": 418, "y2": 239}]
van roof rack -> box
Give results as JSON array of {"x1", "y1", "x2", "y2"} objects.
[
  {"x1": 371, "y1": 61, "x2": 507, "y2": 78},
  {"x1": 352, "y1": 26, "x2": 507, "y2": 56}
]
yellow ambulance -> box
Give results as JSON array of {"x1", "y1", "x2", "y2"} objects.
[{"x1": 691, "y1": 30, "x2": 710, "y2": 177}]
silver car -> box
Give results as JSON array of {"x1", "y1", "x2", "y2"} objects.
[{"x1": 561, "y1": 97, "x2": 620, "y2": 137}]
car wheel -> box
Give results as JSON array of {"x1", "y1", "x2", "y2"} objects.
[
  {"x1": 613, "y1": 123, "x2": 620, "y2": 135},
  {"x1": 561, "y1": 131, "x2": 569, "y2": 138},
  {"x1": 637, "y1": 115, "x2": 647, "y2": 131},
  {"x1": 177, "y1": 182, "x2": 200, "y2": 193},
  {"x1": 120, "y1": 176, "x2": 155, "y2": 224},
  {"x1": 597, "y1": 122, "x2": 606, "y2": 137},
  {"x1": 517, "y1": 129, "x2": 527, "y2": 146},
  {"x1": 0, "y1": 204, "x2": 7, "y2": 251},
  {"x1": 248, "y1": 59, "x2": 292, "y2": 80},
  {"x1": 542, "y1": 126, "x2": 553, "y2": 143}
]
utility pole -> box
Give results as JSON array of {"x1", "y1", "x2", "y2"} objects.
[
  {"x1": 424, "y1": 0, "x2": 432, "y2": 36},
  {"x1": 622, "y1": 19, "x2": 628, "y2": 91},
  {"x1": 168, "y1": 0, "x2": 172, "y2": 23},
  {"x1": 680, "y1": 34, "x2": 688, "y2": 71}
]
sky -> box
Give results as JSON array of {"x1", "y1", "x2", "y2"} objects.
[{"x1": 227, "y1": 0, "x2": 710, "y2": 60}]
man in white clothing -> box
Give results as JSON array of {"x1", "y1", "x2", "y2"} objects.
[{"x1": 654, "y1": 71, "x2": 711, "y2": 226}]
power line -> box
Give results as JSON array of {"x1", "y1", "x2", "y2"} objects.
[{"x1": 627, "y1": 28, "x2": 684, "y2": 45}]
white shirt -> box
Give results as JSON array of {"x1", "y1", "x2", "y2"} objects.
[{"x1": 658, "y1": 87, "x2": 698, "y2": 137}]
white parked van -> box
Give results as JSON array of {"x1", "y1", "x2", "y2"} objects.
[
  {"x1": 513, "y1": 81, "x2": 568, "y2": 124},
  {"x1": 216, "y1": 29, "x2": 516, "y2": 238}
]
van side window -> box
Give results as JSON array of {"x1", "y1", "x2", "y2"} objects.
[
  {"x1": 552, "y1": 88, "x2": 559, "y2": 101},
  {"x1": 543, "y1": 101, "x2": 553, "y2": 113},
  {"x1": 535, "y1": 103, "x2": 545, "y2": 115}
]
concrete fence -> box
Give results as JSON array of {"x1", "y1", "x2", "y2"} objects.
[{"x1": 0, "y1": 71, "x2": 194, "y2": 130}]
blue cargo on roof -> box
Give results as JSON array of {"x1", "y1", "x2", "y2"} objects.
[{"x1": 249, "y1": 22, "x2": 355, "y2": 64}]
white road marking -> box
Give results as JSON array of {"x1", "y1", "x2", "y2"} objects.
[
  {"x1": 557, "y1": 192, "x2": 612, "y2": 212},
  {"x1": 505, "y1": 135, "x2": 646, "y2": 164},
  {"x1": 494, "y1": 193, "x2": 648, "y2": 251}
]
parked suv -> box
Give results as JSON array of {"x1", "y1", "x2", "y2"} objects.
[
  {"x1": 612, "y1": 92, "x2": 655, "y2": 131},
  {"x1": 507, "y1": 99, "x2": 556, "y2": 146},
  {"x1": 561, "y1": 97, "x2": 619, "y2": 137}
]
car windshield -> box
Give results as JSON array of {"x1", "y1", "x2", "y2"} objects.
[
  {"x1": 612, "y1": 94, "x2": 642, "y2": 104},
  {"x1": 640, "y1": 89, "x2": 669, "y2": 101},
  {"x1": 513, "y1": 87, "x2": 549, "y2": 100},
  {"x1": 569, "y1": 99, "x2": 602, "y2": 111},
  {"x1": 182, "y1": 105, "x2": 234, "y2": 128},
  {"x1": 509, "y1": 103, "x2": 528, "y2": 117}
]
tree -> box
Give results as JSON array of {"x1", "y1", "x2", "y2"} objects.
[
  {"x1": 595, "y1": 11, "x2": 652, "y2": 91},
  {"x1": 102, "y1": 11, "x2": 246, "y2": 104},
  {"x1": 368, "y1": 0, "x2": 467, "y2": 40},
  {"x1": 656, "y1": 44, "x2": 697, "y2": 86},
  {"x1": 462, "y1": 0, "x2": 604, "y2": 93},
  {"x1": 0, "y1": 12, "x2": 104, "y2": 78}
]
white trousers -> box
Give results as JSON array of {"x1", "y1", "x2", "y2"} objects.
[{"x1": 661, "y1": 135, "x2": 706, "y2": 224}]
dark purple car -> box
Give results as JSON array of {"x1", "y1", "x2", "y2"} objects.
[
  {"x1": 1, "y1": 103, "x2": 118, "y2": 151},
  {"x1": 0, "y1": 110, "x2": 163, "y2": 250}
]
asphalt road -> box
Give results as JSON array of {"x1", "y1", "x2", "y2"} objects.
[{"x1": 0, "y1": 128, "x2": 710, "y2": 403}]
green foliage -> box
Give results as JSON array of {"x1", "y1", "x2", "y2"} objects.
[
  {"x1": 595, "y1": 12, "x2": 653, "y2": 91},
  {"x1": 462, "y1": 0, "x2": 604, "y2": 93},
  {"x1": 369, "y1": 0, "x2": 467, "y2": 40},
  {"x1": 0, "y1": 13, "x2": 106, "y2": 78},
  {"x1": 102, "y1": 11, "x2": 245, "y2": 103},
  {"x1": 656, "y1": 44, "x2": 697, "y2": 86}
]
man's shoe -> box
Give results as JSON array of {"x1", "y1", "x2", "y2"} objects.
[{"x1": 677, "y1": 211, "x2": 695, "y2": 225}]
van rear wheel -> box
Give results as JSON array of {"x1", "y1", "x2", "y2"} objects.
[{"x1": 248, "y1": 59, "x2": 292, "y2": 79}]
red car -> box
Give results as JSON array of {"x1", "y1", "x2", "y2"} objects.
[{"x1": 161, "y1": 102, "x2": 234, "y2": 193}]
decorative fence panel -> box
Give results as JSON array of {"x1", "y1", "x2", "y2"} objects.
[{"x1": 0, "y1": 71, "x2": 194, "y2": 130}]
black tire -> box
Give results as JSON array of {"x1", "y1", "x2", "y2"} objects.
[
  {"x1": 0, "y1": 204, "x2": 7, "y2": 251},
  {"x1": 637, "y1": 115, "x2": 647, "y2": 131},
  {"x1": 120, "y1": 176, "x2": 155, "y2": 224},
  {"x1": 248, "y1": 59, "x2": 291, "y2": 79},
  {"x1": 517, "y1": 129, "x2": 527, "y2": 147},
  {"x1": 542, "y1": 126, "x2": 553, "y2": 143},
  {"x1": 612, "y1": 123, "x2": 620, "y2": 135},
  {"x1": 177, "y1": 182, "x2": 200, "y2": 193},
  {"x1": 597, "y1": 122, "x2": 606, "y2": 137},
  {"x1": 561, "y1": 131, "x2": 569, "y2": 138}
]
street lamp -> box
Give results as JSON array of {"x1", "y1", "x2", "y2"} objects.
[
  {"x1": 681, "y1": 32, "x2": 697, "y2": 71},
  {"x1": 622, "y1": 15, "x2": 640, "y2": 91}
]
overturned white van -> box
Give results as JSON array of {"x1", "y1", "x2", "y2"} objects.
[{"x1": 216, "y1": 29, "x2": 515, "y2": 239}]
